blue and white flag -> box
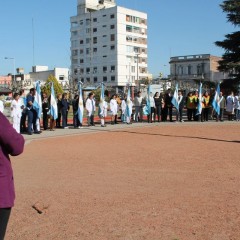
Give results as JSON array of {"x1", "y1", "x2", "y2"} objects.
[
  {"x1": 50, "y1": 83, "x2": 58, "y2": 120},
  {"x1": 33, "y1": 80, "x2": 42, "y2": 119},
  {"x1": 212, "y1": 84, "x2": 220, "y2": 115},
  {"x1": 196, "y1": 83, "x2": 203, "y2": 115},
  {"x1": 98, "y1": 83, "x2": 105, "y2": 117},
  {"x1": 78, "y1": 82, "x2": 84, "y2": 123},
  {"x1": 126, "y1": 87, "x2": 132, "y2": 117},
  {"x1": 143, "y1": 84, "x2": 152, "y2": 115},
  {"x1": 171, "y1": 83, "x2": 179, "y2": 111}
]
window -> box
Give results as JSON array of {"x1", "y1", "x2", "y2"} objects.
[
  {"x1": 94, "y1": 77, "x2": 98, "y2": 82},
  {"x1": 93, "y1": 48, "x2": 97, "y2": 53},
  {"x1": 197, "y1": 65, "x2": 202, "y2": 75},
  {"x1": 131, "y1": 66, "x2": 135, "y2": 73},
  {"x1": 86, "y1": 48, "x2": 90, "y2": 54},
  {"x1": 93, "y1": 67, "x2": 98, "y2": 73},
  {"x1": 103, "y1": 14, "x2": 106, "y2": 17},
  {"x1": 111, "y1": 76, "x2": 115, "y2": 81},
  {"x1": 80, "y1": 59, "x2": 84, "y2": 63},
  {"x1": 86, "y1": 77, "x2": 90, "y2": 82},
  {"x1": 72, "y1": 31, "x2": 78, "y2": 36},
  {"x1": 110, "y1": 25, "x2": 115, "y2": 29},
  {"x1": 59, "y1": 75, "x2": 64, "y2": 81},
  {"x1": 103, "y1": 35, "x2": 107, "y2": 37},
  {"x1": 110, "y1": 34, "x2": 115, "y2": 41},
  {"x1": 80, "y1": 20, "x2": 83, "y2": 25},
  {"x1": 86, "y1": 68, "x2": 90, "y2": 74},
  {"x1": 86, "y1": 28, "x2": 90, "y2": 33},
  {"x1": 103, "y1": 25, "x2": 107, "y2": 27},
  {"x1": 86, "y1": 38, "x2": 91, "y2": 44},
  {"x1": 93, "y1": 37, "x2": 97, "y2": 44},
  {"x1": 103, "y1": 55, "x2": 107, "y2": 58},
  {"x1": 110, "y1": 45, "x2": 115, "y2": 50},
  {"x1": 93, "y1": 18, "x2": 97, "y2": 22},
  {"x1": 110, "y1": 14, "x2": 115, "y2": 19},
  {"x1": 80, "y1": 69, "x2": 84, "y2": 74},
  {"x1": 86, "y1": 19, "x2": 91, "y2": 26},
  {"x1": 103, "y1": 76, "x2": 107, "y2": 82},
  {"x1": 103, "y1": 66, "x2": 107, "y2": 73},
  {"x1": 111, "y1": 66, "x2": 115, "y2": 72},
  {"x1": 80, "y1": 49, "x2": 84, "y2": 54},
  {"x1": 80, "y1": 40, "x2": 84, "y2": 44},
  {"x1": 93, "y1": 28, "x2": 97, "y2": 33},
  {"x1": 103, "y1": 45, "x2": 107, "y2": 48},
  {"x1": 188, "y1": 65, "x2": 192, "y2": 75},
  {"x1": 72, "y1": 50, "x2": 78, "y2": 56}
]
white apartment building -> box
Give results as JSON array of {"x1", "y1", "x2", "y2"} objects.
[{"x1": 70, "y1": 0, "x2": 148, "y2": 92}]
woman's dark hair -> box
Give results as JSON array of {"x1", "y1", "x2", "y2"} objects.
[
  {"x1": 111, "y1": 94, "x2": 116, "y2": 99},
  {"x1": 13, "y1": 93, "x2": 19, "y2": 99},
  {"x1": 154, "y1": 92, "x2": 159, "y2": 98}
]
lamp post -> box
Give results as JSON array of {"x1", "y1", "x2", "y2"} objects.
[
  {"x1": 135, "y1": 53, "x2": 140, "y2": 91},
  {"x1": 4, "y1": 57, "x2": 16, "y2": 93}
]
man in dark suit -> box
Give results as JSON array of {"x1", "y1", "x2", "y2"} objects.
[{"x1": 163, "y1": 88, "x2": 173, "y2": 122}]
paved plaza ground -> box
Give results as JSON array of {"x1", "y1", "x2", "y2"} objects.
[{"x1": 5, "y1": 122, "x2": 240, "y2": 240}]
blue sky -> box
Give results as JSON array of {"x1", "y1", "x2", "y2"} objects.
[{"x1": 0, "y1": 0, "x2": 235, "y2": 77}]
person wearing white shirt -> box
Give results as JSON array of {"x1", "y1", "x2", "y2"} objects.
[
  {"x1": 98, "y1": 99, "x2": 108, "y2": 127},
  {"x1": 121, "y1": 96, "x2": 127, "y2": 123},
  {"x1": 234, "y1": 94, "x2": 240, "y2": 121},
  {"x1": 110, "y1": 94, "x2": 118, "y2": 124},
  {"x1": 85, "y1": 92, "x2": 96, "y2": 126},
  {"x1": 10, "y1": 93, "x2": 23, "y2": 133},
  {"x1": 126, "y1": 97, "x2": 133, "y2": 124},
  {"x1": 226, "y1": 91, "x2": 235, "y2": 121},
  {"x1": 0, "y1": 99, "x2": 4, "y2": 113}
]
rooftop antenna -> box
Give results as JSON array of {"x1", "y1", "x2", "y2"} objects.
[{"x1": 32, "y1": 18, "x2": 35, "y2": 66}]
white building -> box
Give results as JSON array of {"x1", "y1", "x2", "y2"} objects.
[
  {"x1": 30, "y1": 66, "x2": 70, "y2": 89},
  {"x1": 70, "y1": 0, "x2": 148, "y2": 92}
]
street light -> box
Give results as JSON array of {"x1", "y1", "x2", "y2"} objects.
[
  {"x1": 135, "y1": 53, "x2": 140, "y2": 90},
  {"x1": 4, "y1": 57, "x2": 16, "y2": 92}
]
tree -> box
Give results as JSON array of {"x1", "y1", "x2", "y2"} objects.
[
  {"x1": 41, "y1": 75, "x2": 63, "y2": 97},
  {"x1": 215, "y1": 0, "x2": 240, "y2": 90}
]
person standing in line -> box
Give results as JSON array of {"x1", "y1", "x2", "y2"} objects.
[
  {"x1": 153, "y1": 92, "x2": 162, "y2": 122},
  {"x1": 10, "y1": 93, "x2": 23, "y2": 133},
  {"x1": 186, "y1": 92, "x2": 195, "y2": 121},
  {"x1": 0, "y1": 111, "x2": 24, "y2": 240},
  {"x1": 56, "y1": 93, "x2": 62, "y2": 128},
  {"x1": 19, "y1": 89, "x2": 27, "y2": 133},
  {"x1": 217, "y1": 92, "x2": 226, "y2": 122},
  {"x1": 147, "y1": 92, "x2": 155, "y2": 123},
  {"x1": 126, "y1": 96, "x2": 133, "y2": 124},
  {"x1": 134, "y1": 91, "x2": 143, "y2": 122},
  {"x1": 176, "y1": 91, "x2": 185, "y2": 122},
  {"x1": 226, "y1": 91, "x2": 235, "y2": 121},
  {"x1": 98, "y1": 98, "x2": 108, "y2": 127},
  {"x1": 203, "y1": 91, "x2": 210, "y2": 121},
  {"x1": 164, "y1": 89, "x2": 173, "y2": 122},
  {"x1": 110, "y1": 94, "x2": 118, "y2": 125},
  {"x1": 0, "y1": 97, "x2": 4, "y2": 113},
  {"x1": 85, "y1": 92, "x2": 96, "y2": 126},
  {"x1": 26, "y1": 88, "x2": 40, "y2": 135},
  {"x1": 42, "y1": 93, "x2": 50, "y2": 130},
  {"x1": 234, "y1": 93, "x2": 240, "y2": 121},
  {"x1": 72, "y1": 94, "x2": 81, "y2": 128},
  {"x1": 61, "y1": 93, "x2": 69, "y2": 129},
  {"x1": 121, "y1": 95, "x2": 127, "y2": 123}
]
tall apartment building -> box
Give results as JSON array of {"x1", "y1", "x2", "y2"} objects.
[{"x1": 70, "y1": 0, "x2": 148, "y2": 92}]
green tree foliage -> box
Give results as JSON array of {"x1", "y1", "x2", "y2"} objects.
[
  {"x1": 215, "y1": 0, "x2": 240, "y2": 90},
  {"x1": 41, "y1": 75, "x2": 63, "y2": 97}
]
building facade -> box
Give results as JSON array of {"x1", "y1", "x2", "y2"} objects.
[
  {"x1": 70, "y1": 0, "x2": 148, "y2": 92},
  {"x1": 169, "y1": 54, "x2": 226, "y2": 86},
  {"x1": 0, "y1": 75, "x2": 12, "y2": 96}
]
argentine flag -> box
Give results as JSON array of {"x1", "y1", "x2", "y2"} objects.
[
  {"x1": 171, "y1": 83, "x2": 179, "y2": 112},
  {"x1": 33, "y1": 81, "x2": 42, "y2": 119},
  {"x1": 143, "y1": 84, "x2": 152, "y2": 115},
  {"x1": 50, "y1": 83, "x2": 58, "y2": 120},
  {"x1": 78, "y1": 82, "x2": 84, "y2": 123},
  {"x1": 98, "y1": 83, "x2": 105, "y2": 117},
  {"x1": 196, "y1": 83, "x2": 203, "y2": 115},
  {"x1": 126, "y1": 87, "x2": 132, "y2": 117},
  {"x1": 212, "y1": 84, "x2": 220, "y2": 115}
]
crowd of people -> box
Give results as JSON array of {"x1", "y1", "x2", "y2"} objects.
[{"x1": 0, "y1": 87, "x2": 239, "y2": 135}]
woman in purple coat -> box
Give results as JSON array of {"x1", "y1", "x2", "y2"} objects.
[{"x1": 0, "y1": 112, "x2": 24, "y2": 239}]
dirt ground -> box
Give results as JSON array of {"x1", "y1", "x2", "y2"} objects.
[{"x1": 6, "y1": 123, "x2": 240, "y2": 240}]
